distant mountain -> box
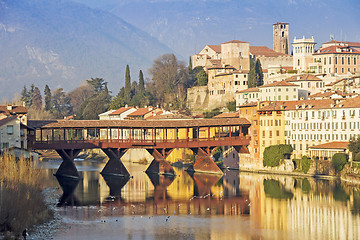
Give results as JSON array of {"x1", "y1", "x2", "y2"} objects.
[
  {"x1": 0, "y1": 0, "x2": 173, "y2": 99},
  {"x1": 73, "y1": 0, "x2": 360, "y2": 58}
]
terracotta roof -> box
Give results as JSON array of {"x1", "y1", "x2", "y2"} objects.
[
  {"x1": 223, "y1": 40, "x2": 248, "y2": 44},
  {"x1": 0, "y1": 105, "x2": 27, "y2": 116},
  {"x1": 28, "y1": 118, "x2": 251, "y2": 129},
  {"x1": 259, "y1": 97, "x2": 360, "y2": 111},
  {"x1": 127, "y1": 108, "x2": 156, "y2": 117},
  {"x1": 207, "y1": 45, "x2": 221, "y2": 53},
  {"x1": 236, "y1": 87, "x2": 260, "y2": 93},
  {"x1": 325, "y1": 78, "x2": 346, "y2": 86},
  {"x1": 309, "y1": 91, "x2": 344, "y2": 99},
  {"x1": 146, "y1": 113, "x2": 193, "y2": 120},
  {"x1": 0, "y1": 115, "x2": 17, "y2": 127},
  {"x1": 323, "y1": 40, "x2": 360, "y2": 48},
  {"x1": 309, "y1": 141, "x2": 349, "y2": 150},
  {"x1": 314, "y1": 45, "x2": 360, "y2": 55},
  {"x1": 109, "y1": 107, "x2": 133, "y2": 115},
  {"x1": 259, "y1": 99, "x2": 335, "y2": 111},
  {"x1": 237, "y1": 102, "x2": 258, "y2": 108},
  {"x1": 260, "y1": 81, "x2": 299, "y2": 88},
  {"x1": 213, "y1": 112, "x2": 239, "y2": 118},
  {"x1": 285, "y1": 74, "x2": 322, "y2": 82},
  {"x1": 249, "y1": 46, "x2": 288, "y2": 57}
]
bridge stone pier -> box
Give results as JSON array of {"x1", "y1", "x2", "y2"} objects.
[{"x1": 28, "y1": 118, "x2": 251, "y2": 178}]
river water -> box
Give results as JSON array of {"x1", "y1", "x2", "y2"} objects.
[{"x1": 38, "y1": 159, "x2": 360, "y2": 240}]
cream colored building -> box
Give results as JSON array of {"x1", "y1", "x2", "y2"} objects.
[
  {"x1": 283, "y1": 97, "x2": 360, "y2": 159},
  {"x1": 259, "y1": 81, "x2": 299, "y2": 101},
  {"x1": 284, "y1": 74, "x2": 325, "y2": 99},
  {"x1": 292, "y1": 36, "x2": 316, "y2": 72}
]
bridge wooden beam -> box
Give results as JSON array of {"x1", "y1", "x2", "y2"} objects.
[
  {"x1": 145, "y1": 148, "x2": 175, "y2": 175},
  {"x1": 55, "y1": 149, "x2": 82, "y2": 178},
  {"x1": 188, "y1": 147, "x2": 223, "y2": 175},
  {"x1": 101, "y1": 148, "x2": 130, "y2": 177}
]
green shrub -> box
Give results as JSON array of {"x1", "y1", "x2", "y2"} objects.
[
  {"x1": 354, "y1": 152, "x2": 360, "y2": 162},
  {"x1": 263, "y1": 144, "x2": 293, "y2": 167},
  {"x1": 333, "y1": 183, "x2": 349, "y2": 202},
  {"x1": 331, "y1": 153, "x2": 349, "y2": 173},
  {"x1": 301, "y1": 156, "x2": 311, "y2": 173},
  {"x1": 212, "y1": 147, "x2": 223, "y2": 161}
]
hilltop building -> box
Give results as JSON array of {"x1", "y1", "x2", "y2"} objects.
[
  {"x1": 273, "y1": 22, "x2": 289, "y2": 54},
  {"x1": 292, "y1": 36, "x2": 316, "y2": 72}
]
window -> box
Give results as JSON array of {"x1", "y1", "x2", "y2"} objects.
[
  {"x1": 335, "y1": 57, "x2": 337, "y2": 64},
  {"x1": 276, "y1": 130, "x2": 280, "y2": 136},
  {"x1": 329, "y1": 57, "x2": 331, "y2": 64},
  {"x1": 263, "y1": 131, "x2": 265, "y2": 137},
  {"x1": 342, "y1": 57, "x2": 344, "y2": 65},
  {"x1": 7, "y1": 125, "x2": 13, "y2": 135},
  {"x1": 269, "y1": 131, "x2": 272, "y2": 138}
]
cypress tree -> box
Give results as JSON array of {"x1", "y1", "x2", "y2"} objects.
[
  {"x1": 285, "y1": 37, "x2": 289, "y2": 55},
  {"x1": 255, "y1": 59, "x2": 264, "y2": 86},
  {"x1": 44, "y1": 85, "x2": 52, "y2": 111},
  {"x1": 138, "y1": 70, "x2": 145, "y2": 95},
  {"x1": 32, "y1": 86, "x2": 42, "y2": 109},
  {"x1": 248, "y1": 59, "x2": 256, "y2": 88},
  {"x1": 188, "y1": 56, "x2": 193, "y2": 72},
  {"x1": 124, "y1": 64, "x2": 131, "y2": 103}
]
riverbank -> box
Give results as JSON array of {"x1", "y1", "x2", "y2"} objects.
[{"x1": 0, "y1": 152, "x2": 54, "y2": 239}]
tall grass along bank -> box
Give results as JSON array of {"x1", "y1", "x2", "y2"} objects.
[{"x1": 0, "y1": 151, "x2": 53, "y2": 239}]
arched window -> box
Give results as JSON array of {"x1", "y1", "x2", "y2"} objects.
[{"x1": 298, "y1": 59, "x2": 300, "y2": 66}]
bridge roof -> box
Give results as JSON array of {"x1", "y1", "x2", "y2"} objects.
[{"x1": 28, "y1": 118, "x2": 251, "y2": 129}]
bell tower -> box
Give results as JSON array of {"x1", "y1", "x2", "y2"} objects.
[{"x1": 273, "y1": 22, "x2": 289, "y2": 54}]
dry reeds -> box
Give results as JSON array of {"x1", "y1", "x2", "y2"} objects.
[{"x1": 0, "y1": 151, "x2": 53, "y2": 239}]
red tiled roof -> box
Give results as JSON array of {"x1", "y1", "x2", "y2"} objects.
[
  {"x1": 127, "y1": 108, "x2": 155, "y2": 117},
  {"x1": 237, "y1": 102, "x2": 258, "y2": 108},
  {"x1": 314, "y1": 45, "x2": 360, "y2": 55},
  {"x1": 260, "y1": 81, "x2": 299, "y2": 88},
  {"x1": 213, "y1": 112, "x2": 239, "y2": 118},
  {"x1": 147, "y1": 113, "x2": 193, "y2": 120},
  {"x1": 325, "y1": 78, "x2": 346, "y2": 86},
  {"x1": 109, "y1": 107, "x2": 133, "y2": 115},
  {"x1": 236, "y1": 87, "x2": 260, "y2": 93},
  {"x1": 259, "y1": 97, "x2": 360, "y2": 111},
  {"x1": 309, "y1": 141, "x2": 349, "y2": 150},
  {"x1": 309, "y1": 91, "x2": 344, "y2": 99},
  {"x1": 249, "y1": 46, "x2": 288, "y2": 57},
  {"x1": 0, "y1": 115, "x2": 17, "y2": 127},
  {"x1": 323, "y1": 40, "x2": 360, "y2": 48},
  {"x1": 0, "y1": 105, "x2": 27, "y2": 115},
  {"x1": 28, "y1": 118, "x2": 251, "y2": 129},
  {"x1": 285, "y1": 74, "x2": 322, "y2": 82},
  {"x1": 207, "y1": 45, "x2": 221, "y2": 53},
  {"x1": 223, "y1": 40, "x2": 248, "y2": 44}
]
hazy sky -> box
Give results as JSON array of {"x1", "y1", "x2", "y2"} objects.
[{"x1": 72, "y1": 0, "x2": 360, "y2": 57}]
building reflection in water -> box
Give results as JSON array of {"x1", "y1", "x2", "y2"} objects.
[{"x1": 43, "y1": 160, "x2": 360, "y2": 239}]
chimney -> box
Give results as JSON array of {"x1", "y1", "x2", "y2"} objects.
[
  {"x1": 125, "y1": 104, "x2": 128, "y2": 108},
  {"x1": 296, "y1": 104, "x2": 299, "y2": 109},
  {"x1": 7, "y1": 105, "x2": 12, "y2": 111}
]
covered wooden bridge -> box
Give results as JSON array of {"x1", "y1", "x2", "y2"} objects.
[{"x1": 28, "y1": 118, "x2": 251, "y2": 178}]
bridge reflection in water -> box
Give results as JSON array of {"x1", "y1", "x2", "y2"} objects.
[
  {"x1": 44, "y1": 161, "x2": 360, "y2": 240},
  {"x1": 55, "y1": 168, "x2": 250, "y2": 217}
]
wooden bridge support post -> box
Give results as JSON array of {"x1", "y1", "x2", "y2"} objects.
[
  {"x1": 187, "y1": 147, "x2": 223, "y2": 175},
  {"x1": 55, "y1": 149, "x2": 82, "y2": 178},
  {"x1": 145, "y1": 148, "x2": 175, "y2": 175},
  {"x1": 101, "y1": 148, "x2": 130, "y2": 177}
]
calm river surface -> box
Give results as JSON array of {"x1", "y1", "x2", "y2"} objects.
[{"x1": 38, "y1": 159, "x2": 360, "y2": 240}]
